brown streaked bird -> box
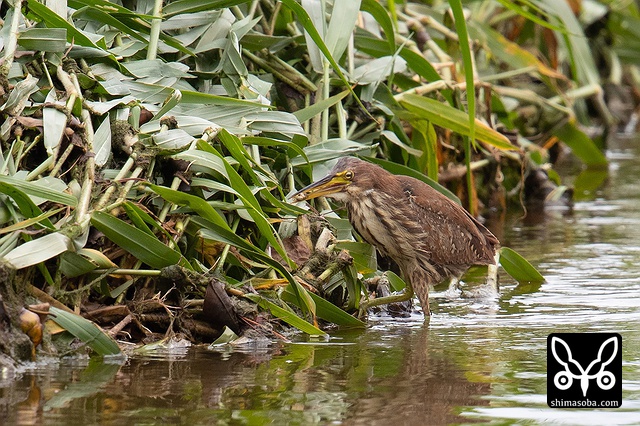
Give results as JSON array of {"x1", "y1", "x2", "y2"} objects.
[{"x1": 292, "y1": 157, "x2": 500, "y2": 315}]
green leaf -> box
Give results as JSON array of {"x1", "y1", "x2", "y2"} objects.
[
  {"x1": 152, "y1": 129, "x2": 194, "y2": 152},
  {"x1": 334, "y1": 241, "x2": 376, "y2": 274},
  {"x1": 493, "y1": 0, "x2": 564, "y2": 33},
  {"x1": 293, "y1": 89, "x2": 349, "y2": 124},
  {"x1": 245, "y1": 111, "x2": 305, "y2": 138},
  {"x1": 573, "y1": 169, "x2": 608, "y2": 201},
  {"x1": 361, "y1": 0, "x2": 396, "y2": 52},
  {"x1": 398, "y1": 94, "x2": 516, "y2": 151},
  {"x1": 244, "y1": 293, "x2": 326, "y2": 336},
  {"x1": 386, "y1": 271, "x2": 407, "y2": 292},
  {"x1": 0, "y1": 208, "x2": 63, "y2": 235},
  {"x1": 90, "y1": 211, "x2": 186, "y2": 270},
  {"x1": 121, "y1": 203, "x2": 154, "y2": 236},
  {"x1": 0, "y1": 182, "x2": 55, "y2": 230},
  {"x1": 146, "y1": 184, "x2": 230, "y2": 229},
  {"x1": 470, "y1": 23, "x2": 565, "y2": 82},
  {"x1": 93, "y1": 117, "x2": 112, "y2": 167},
  {"x1": 2, "y1": 74, "x2": 39, "y2": 115},
  {"x1": 355, "y1": 34, "x2": 441, "y2": 82},
  {"x1": 217, "y1": 129, "x2": 262, "y2": 185},
  {"x1": 59, "y1": 251, "x2": 99, "y2": 278},
  {"x1": 150, "y1": 182, "x2": 314, "y2": 316},
  {"x1": 150, "y1": 88, "x2": 182, "y2": 122},
  {"x1": 190, "y1": 177, "x2": 241, "y2": 198},
  {"x1": 193, "y1": 217, "x2": 316, "y2": 317},
  {"x1": 4, "y1": 232, "x2": 73, "y2": 269},
  {"x1": 179, "y1": 90, "x2": 268, "y2": 107},
  {"x1": 204, "y1": 146, "x2": 294, "y2": 268},
  {"x1": 537, "y1": 0, "x2": 599, "y2": 86},
  {"x1": 43, "y1": 89, "x2": 67, "y2": 152},
  {"x1": 68, "y1": 0, "x2": 155, "y2": 19},
  {"x1": 410, "y1": 120, "x2": 439, "y2": 180},
  {"x1": 449, "y1": 0, "x2": 476, "y2": 213},
  {"x1": 324, "y1": 0, "x2": 361, "y2": 63},
  {"x1": 499, "y1": 247, "x2": 545, "y2": 283},
  {"x1": 173, "y1": 149, "x2": 228, "y2": 179},
  {"x1": 552, "y1": 122, "x2": 608, "y2": 167},
  {"x1": 18, "y1": 27, "x2": 67, "y2": 52},
  {"x1": 141, "y1": 115, "x2": 216, "y2": 137},
  {"x1": 240, "y1": 136, "x2": 308, "y2": 165},
  {"x1": 26, "y1": 0, "x2": 118, "y2": 65},
  {"x1": 280, "y1": 0, "x2": 363, "y2": 108},
  {"x1": 49, "y1": 307, "x2": 121, "y2": 355},
  {"x1": 122, "y1": 201, "x2": 175, "y2": 242},
  {"x1": 72, "y1": 6, "x2": 147, "y2": 43},
  {"x1": 0, "y1": 175, "x2": 77, "y2": 207},
  {"x1": 163, "y1": 0, "x2": 250, "y2": 17},
  {"x1": 72, "y1": 7, "x2": 195, "y2": 57},
  {"x1": 353, "y1": 56, "x2": 407, "y2": 85},
  {"x1": 282, "y1": 285, "x2": 366, "y2": 328},
  {"x1": 108, "y1": 280, "x2": 134, "y2": 299},
  {"x1": 78, "y1": 248, "x2": 117, "y2": 268},
  {"x1": 209, "y1": 326, "x2": 240, "y2": 346},
  {"x1": 381, "y1": 129, "x2": 422, "y2": 157},
  {"x1": 449, "y1": 0, "x2": 473, "y2": 112},
  {"x1": 290, "y1": 139, "x2": 375, "y2": 166}
]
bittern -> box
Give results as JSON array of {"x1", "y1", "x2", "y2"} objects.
[{"x1": 292, "y1": 157, "x2": 500, "y2": 315}]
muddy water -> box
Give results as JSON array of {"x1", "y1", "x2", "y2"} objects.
[{"x1": 2, "y1": 137, "x2": 640, "y2": 425}]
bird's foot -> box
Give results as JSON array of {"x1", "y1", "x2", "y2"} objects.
[{"x1": 444, "y1": 277, "x2": 462, "y2": 298}]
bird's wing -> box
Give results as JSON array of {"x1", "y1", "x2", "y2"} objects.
[{"x1": 396, "y1": 176, "x2": 499, "y2": 267}]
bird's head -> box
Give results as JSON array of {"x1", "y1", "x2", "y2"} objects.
[{"x1": 291, "y1": 157, "x2": 375, "y2": 203}]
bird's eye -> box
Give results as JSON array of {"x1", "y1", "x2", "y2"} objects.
[{"x1": 344, "y1": 171, "x2": 354, "y2": 180}]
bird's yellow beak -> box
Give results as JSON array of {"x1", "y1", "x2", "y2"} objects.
[{"x1": 291, "y1": 172, "x2": 350, "y2": 202}]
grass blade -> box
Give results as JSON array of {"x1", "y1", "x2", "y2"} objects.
[
  {"x1": 18, "y1": 28, "x2": 66, "y2": 52},
  {"x1": 325, "y1": 0, "x2": 361, "y2": 62},
  {"x1": 361, "y1": 0, "x2": 396, "y2": 51},
  {"x1": 552, "y1": 122, "x2": 608, "y2": 167},
  {"x1": 0, "y1": 182, "x2": 56, "y2": 229},
  {"x1": 146, "y1": 183, "x2": 230, "y2": 229},
  {"x1": 449, "y1": 0, "x2": 476, "y2": 213},
  {"x1": 91, "y1": 211, "x2": 186, "y2": 269},
  {"x1": 4, "y1": 232, "x2": 73, "y2": 269},
  {"x1": 193, "y1": 217, "x2": 316, "y2": 317},
  {"x1": 49, "y1": 307, "x2": 121, "y2": 355},
  {"x1": 281, "y1": 0, "x2": 363, "y2": 108},
  {"x1": 499, "y1": 247, "x2": 545, "y2": 283},
  {"x1": 244, "y1": 293, "x2": 326, "y2": 336},
  {"x1": 0, "y1": 175, "x2": 78, "y2": 206},
  {"x1": 282, "y1": 285, "x2": 365, "y2": 328},
  {"x1": 43, "y1": 89, "x2": 66, "y2": 152},
  {"x1": 293, "y1": 89, "x2": 349, "y2": 124},
  {"x1": 398, "y1": 94, "x2": 515, "y2": 151}
]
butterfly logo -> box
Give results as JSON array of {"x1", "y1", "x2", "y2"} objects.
[{"x1": 551, "y1": 336, "x2": 618, "y2": 397}]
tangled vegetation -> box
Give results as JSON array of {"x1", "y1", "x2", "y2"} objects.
[{"x1": 0, "y1": 0, "x2": 635, "y2": 358}]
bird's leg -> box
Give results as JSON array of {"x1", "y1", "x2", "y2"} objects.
[
  {"x1": 448, "y1": 276, "x2": 461, "y2": 292},
  {"x1": 486, "y1": 251, "x2": 500, "y2": 294},
  {"x1": 358, "y1": 284, "x2": 414, "y2": 317}
]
